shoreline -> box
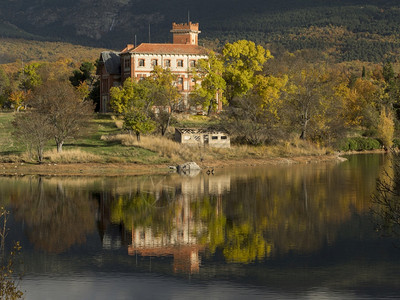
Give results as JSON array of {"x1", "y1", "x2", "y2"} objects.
[{"x1": 0, "y1": 153, "x2": 359, "y2": 177}]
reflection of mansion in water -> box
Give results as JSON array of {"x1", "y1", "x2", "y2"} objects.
[
  {"x1": 180, "y1": 173, "x2": 231, "y2": 195},
  {"x1": 99, "y1": 173, "x2": 230, "y2": 273},
  {"x1": 128, "y1": 194, "x2": 205, "y2": 274},
  {"x1": 128, "y1": 173, "x2": 230, "y2": 274}
]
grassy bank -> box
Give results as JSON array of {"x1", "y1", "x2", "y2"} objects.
[{"x1": 0, "y1": 112, "x2": 333, "y2": 170}]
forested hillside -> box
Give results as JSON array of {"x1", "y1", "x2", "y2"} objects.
[{"x1": 1, "y1": 0, "x2": 400, "y2": 62}]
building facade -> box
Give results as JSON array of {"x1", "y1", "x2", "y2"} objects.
[
  {"x1": 98, "y1": 22, "x2": 214, "y2": 113},
  {"x1": 175, "y1": 128, "x2": 230, "y2": 148}
]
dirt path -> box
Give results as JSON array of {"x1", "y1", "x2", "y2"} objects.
[{"x1": 0, "y1": 154, "x2": 348, "y2": 177}]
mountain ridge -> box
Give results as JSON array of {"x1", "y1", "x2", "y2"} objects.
[{"x1": 1, "y1": 0, "x2": 400, "y2": 62}]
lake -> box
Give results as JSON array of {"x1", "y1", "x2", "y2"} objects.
[{"x1": 1, "y1": 154, "x2": 400, "y2": 299}]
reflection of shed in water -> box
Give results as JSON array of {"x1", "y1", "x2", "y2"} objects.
[{"x1": 175, "y1": 128, "x2": 230, "y2": 148}]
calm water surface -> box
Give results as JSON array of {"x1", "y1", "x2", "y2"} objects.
[{"x1": 1, "y1": 154, "x2": 399, "y2": 299}]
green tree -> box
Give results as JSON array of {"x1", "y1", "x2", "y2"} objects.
[
  {"x1": 69, "y1": 61, "x2": 99, "y2": 108},
  {"x1": 19, "y1": 62, "x2": 42, "y2": 92},
  {"x1": 69, "y1": 62, "x2": 95, "y2": 87},
  {"x1": 222, "y1": 40, "x2": 272, "y2": 102},
  {"x1": 147, "y1": 66, "x2": 180, "y2": 135},
  {"x1": 191, "y1": 51, "x2": 226, "y2": 115},
  {"x1": 383, "y1": 62, "x2": 395, "y2": 84},
  {"x1": 123, "y1": 110, "x2": 155, "y2": 141},
  {"x1": 110, "y1": 78, "x2": 152, "y2": 114},
  {"x1": 110, "y1": 78, "x2": 154, "y2": 140}
]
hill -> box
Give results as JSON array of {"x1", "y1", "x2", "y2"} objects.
[
  {"x1": 1, "y1": 0, "x2": 400, "y2": 62},
  {"x1": 0, "y1": 38, "x2": 107, "y2": 65}
]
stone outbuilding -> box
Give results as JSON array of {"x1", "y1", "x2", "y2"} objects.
[{"x1": 175, "y1": 128, "x2": 230, "y2": 148}]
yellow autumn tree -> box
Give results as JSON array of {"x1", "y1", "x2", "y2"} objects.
[{"x1": 377, "y1": 108, "x2": 394, "y2": 149}]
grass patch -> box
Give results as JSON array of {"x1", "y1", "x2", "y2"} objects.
[
  {"x1": 0, "y1": 112, "x2": 331, "y2": 165},
  {"x1": 44, "y1": 149, "x2": 103, "y2": 163}
]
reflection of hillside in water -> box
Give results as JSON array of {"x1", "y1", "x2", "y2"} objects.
[{"x1": 0, "y1": 154, "x2": 386, "y2": 273}]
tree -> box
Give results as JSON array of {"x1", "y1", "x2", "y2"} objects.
[
  {"x1": 69, "y1": 62, "x2": 95, "y2": 87},
  {"x1": 110, "y1": 78, "x2": 152, "y2": 114},
  {"x1": 110, "y1": 78, "x2": 155, "y2": 140},
  {"x1": 147, "y1": 66, "x2": 181, "y2": 135},
  {"x1": 222, "y1": 40, "x2": 272, "y2": 102},
  {"x1": 377, "y1": 108, "x2": 394, "y2": 149},
  {"x1": 69, "y1": 61, "x2": 100, "y2": 108},
  {"x1": 123, "y1": 110, "x2": 155, "y2": 141},
  {"x1": 222, "y1": 91, "x2": 280, "y2": 145},
  {"x1": 0, "y1": 208, "x2": 23, "y2": 299},
  {"x1": 12, "y1": 111, "x2": 53, "y2": 163},
  {"x1": 19, "y1": 62, "x2": 42, "y2": 92},
  {"x1": 285, "y1": 64, "x2": 333, "y2": 140},
  {"x1": 0, "y1": 68, "x2": 10, "y2": 108},
  {"x1": 221, "y1": 74, "x2": 288, "y2": 145},
  {"x1": 191, "y1": 51, "x2": 226, "y2": 115},
  {"x1": 111, "y1": 69, "x2": 180, "y2": 137},
  {"x1": 30, "y1": 80, "x2": 95, "y2": 152}
]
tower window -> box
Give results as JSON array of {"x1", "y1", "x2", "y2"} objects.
[
  {"x1": 164, "y1": 59, "x2": 171, "y2": 67},
  {"x1": 139, "y1": 59, "x2": 145, "y2": 67},
  {"x1": 151, "y1": 59, "x2": 158, "y2": 66},
  {"x1": 177, "y1": 60, "x2": 184, "y2": 67}
]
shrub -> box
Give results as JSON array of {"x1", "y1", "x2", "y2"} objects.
[{"x1": 337, "y1": 137, "x2": 381, "y2": 152}]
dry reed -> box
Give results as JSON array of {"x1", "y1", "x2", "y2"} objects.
[
  {"x1": 101, "y1": 134, "x2": 330, "y2": 165},
  {"x1": 44, "y1": 149, "x2": 102, "y2": 163}
]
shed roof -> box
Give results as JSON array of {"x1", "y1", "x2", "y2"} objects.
[{"x1": 175, "y1": 128, "x2": 228, "y2": 134}]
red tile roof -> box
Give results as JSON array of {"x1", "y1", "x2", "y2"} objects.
[{"x1": 122, "y1": 43, "x2": 208, "y2": 55}]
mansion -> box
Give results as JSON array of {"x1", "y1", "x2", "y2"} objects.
[{"x1": 97, "y1": 22, "x2": 218, "y2": 113}]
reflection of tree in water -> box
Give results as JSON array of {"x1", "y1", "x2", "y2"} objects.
[
  {"x1": 373, "y1": 153, "x2": 400, "y2": 238},
  {"x1": 190, "y1": 160, "x2": 383, "y2": 264},
  {"x1": 111, "y1": 188, "x2": 176, "y2": 234},
  {"x1": 11, "y1": 178, "x2": 97, "y2": 253}
]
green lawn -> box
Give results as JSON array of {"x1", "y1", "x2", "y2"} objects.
[
  {"x1": 0, "y1": 111, "x2": 24, "y2": 155},
  {"x1": 0, "y1": 112, "x2": 167, "y2": 164}
]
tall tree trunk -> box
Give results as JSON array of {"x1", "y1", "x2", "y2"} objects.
[
  {"x1": 37, "y1": 147, "x2": 43, "y2": 164},
  {"x1": 57, "y1": 141, "x2": 63, "y2": 153},
  {"x1": 300, "y1": 119, "x2": 308, "y2": 140},
  {"x1": 162, "y1": 114, "x2": 172, "y2": 136}
]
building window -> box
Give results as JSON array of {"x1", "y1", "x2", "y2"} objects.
[
  {"x1": 102, "y1": 79, "x2": 108, "y2": 91},
  {"x1": 177, "y1": 59, "x2": 184, "y2": 67},
  {"x1": 221, "y1": 136, "x2": 227, "y2": 140},
  {"x1": 139, "y1": 59, "x2": 145, "y2": 67},
  {"x1": 164, "y1": 59, "x2": 171, "y2": 67},
  {"x1": 151, "y1": 59, "x2": 158, "y2": 66},
  {"x1": 212, "y1": 136, "x2": 218, "y2": 140},
  {"x1": 189, "y1": 60, "x2": 196, "y2": 68},
  {"x1": 178, "y1": 77, "x2": 183, "y2": 85},
  {"x1": 124, "y1": 58, "x2": 131, "y2": 69}
]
